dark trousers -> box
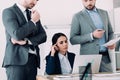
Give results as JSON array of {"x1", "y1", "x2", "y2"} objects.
[
  {"x1": 6, "y1": 53, "x2": 37, "y2": 80},
  {"x1": 99, "y1": 51, "x2": 111, "y2": 63},
  {"x1": 99, "y1": 51, "x2": 112, "y2": 72}
]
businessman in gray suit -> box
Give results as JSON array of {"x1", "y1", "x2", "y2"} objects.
[
  {"x1": 2, "y1": 0, "x2": 47, "y2": 80},
  {"x1": 70, "y1": 0, "x2": 115, "y2": 72}
]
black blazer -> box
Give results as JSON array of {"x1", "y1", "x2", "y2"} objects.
[
  {"x1": 2, "y1": 4, "x2": 47, "y2": 68},
  {"x1": 45, "y1": 51, "x2": 75, "y2": 75}
]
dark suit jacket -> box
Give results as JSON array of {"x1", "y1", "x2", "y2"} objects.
[
  {"x1": 45, "y1": 51, "x2": 75, "y2": 75},
  {"x1": 2, "y1": 4, "x2": 47, "y2": 68}
]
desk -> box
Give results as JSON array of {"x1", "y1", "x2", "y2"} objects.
[
  {"x1": 93, "y1": 73, "x2": 120, "y2": 80},
  {"x1": 36, "y1": 73, "x2": 120, "y2": 80}
]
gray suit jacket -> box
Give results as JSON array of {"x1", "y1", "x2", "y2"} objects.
[
  {"x1": 70, "y1": 8, "x2": 114, "y2": 55},
  {"x1": 2, "y1": 4, "x2": 47, "y2": 68}
]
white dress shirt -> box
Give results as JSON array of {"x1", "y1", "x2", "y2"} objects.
[{"x1": 58, "y1": 52, "x2": 72, "y2": 74}]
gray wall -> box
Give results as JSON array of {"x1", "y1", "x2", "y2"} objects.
[{"x1": 113, "y1": 0, "x2": 120, "y2": 8}]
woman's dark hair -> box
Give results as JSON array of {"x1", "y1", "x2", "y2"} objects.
[{"x1": 52, "y1": 33, "x2": 67, "y2": 45}]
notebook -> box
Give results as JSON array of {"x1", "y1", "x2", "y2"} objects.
[{"x1": 72, "y1": 54, "x2": 102, "y2": 74}]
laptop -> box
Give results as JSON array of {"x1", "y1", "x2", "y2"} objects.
[
  {"x1": 72, "y1": 54, "x2": 102, "y2": 74},
  {"x1": 53, "y1": 63, "x2": 92, "y2": 80}
]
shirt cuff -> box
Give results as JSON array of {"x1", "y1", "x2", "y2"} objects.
[
  {"x1": 28, "y1": 40, "x2": 32, "y2": 44},
  {"x1": 90, "y1": 33, "x2": 94, "y2": 40},
  {"x1": 25, "y1": 38, "x2": 32, "y2": 44},
  {"x1": 31, "y1": 20, "x2": 36, "y2": 25}
]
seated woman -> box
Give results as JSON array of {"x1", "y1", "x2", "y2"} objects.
[{"x1": 45, "y1": 33, "x2": 75, "y2": 75}]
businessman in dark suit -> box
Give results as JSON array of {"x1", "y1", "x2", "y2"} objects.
[
  {"x1": 2, "y1": 0, "x2": 47, "y2": 80},
  {"x1": 70, "y1": 0, "x2": 115, "y2": 72}
]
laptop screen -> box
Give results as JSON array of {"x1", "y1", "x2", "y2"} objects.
[
  {"x1": 53, "y1": 63, "x2": 92, "y2": 80},
  {"x1": 80, "y1": 63, "x2": 92, "y2": 80},
  {"x1": 72, "y1": 54, "x2": 102, "y2": 74}
]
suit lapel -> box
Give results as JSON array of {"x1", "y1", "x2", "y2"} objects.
[
  {"x1": 97, "y1": 9, "x2": 108, "y2": 39},
  {"x1": 97, "y1": 9, "x2": 106, "y2": 30},
  {"x1": 56, "y1": 54, "x2": 62, "y2": 74},
  {"x1": 13, "y1": 4, "x2": 27, "y2": 23},
  {"x1": 82, "y1": 9, "x2": 97, "y2": 30},
  {"x1": 68, "y1": 52, "x2": 74, "y2": 69}
]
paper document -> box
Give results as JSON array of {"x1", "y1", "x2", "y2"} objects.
[
  {"x1": 102, "y1": 37, "x2": 120, "y2": 47},
  {"x1": 53, "y1": 75, "x2": 80, "y2": 80}
]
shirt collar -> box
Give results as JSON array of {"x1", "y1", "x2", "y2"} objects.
[
  {"x1": 86, "y1": 7, "x2": 97, "y2": 13},
  {"x1": 16, "y1": 3, "x2": 26, "y2": 12},
  {"x1": 58, "y1": 52, "x2": 68, "y2": 60}
]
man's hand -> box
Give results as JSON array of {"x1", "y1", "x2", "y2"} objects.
[
  {"x1": 107, "y1": 44, "x2": 116, "y2": 50},
  {"x1": 92, "y1": 29, "x2": 105, "y2": 39},
  {"x1": 31, "y1": 10, "x2": 40, "y2": 23},
  {"x1": 11, "y1": 38, "x2": 27, "y2": 45}
]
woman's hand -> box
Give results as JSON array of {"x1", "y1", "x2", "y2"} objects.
[{"x1": 51, "y1": 44, "x2": 59, "y2": 56}]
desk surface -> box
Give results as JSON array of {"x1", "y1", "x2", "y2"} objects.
[
  {"x1": 36, "y1": 73, "x2": 120, "y2": 80},
  {"x1": 93, "y1": 73, "x2": 120, "y2": 80}
]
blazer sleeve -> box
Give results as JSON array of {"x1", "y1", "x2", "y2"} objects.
[
  {"x1": 27, "y1": 20, "x2": 47, "y2": 46},
  {"x1": 2, "y1": 8, "x2": 47, "y2": 46},
  {"x1": 45, "y1": 54, "x2": 56, "y2": 75},
  {"x1": 2, "y1": 8, "x2": 38, "y2": 40},
  {"x1": 70, "y1": 14, "x2": 93, "y2": 45}
]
